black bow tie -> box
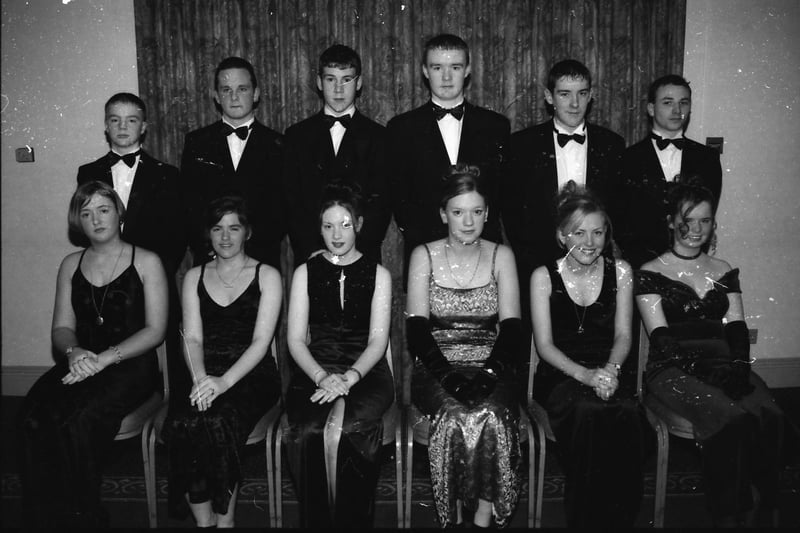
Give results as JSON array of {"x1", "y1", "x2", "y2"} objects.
[
  {"x1": 222, "y1": 123, "x2": 251, "y2": 140},
  {"x1": 651, "y1": 133, "x2": 685, "y2": 150},
  {"x1": 323, "y1": 114, "x2": 352, "y2": 128},
  {"x1": 432, "y1": 102, "x2": 465, "y2": 121},
  {"x1": 555, "y1": 130, "x2": 586, "y2": 148},
  {"x1": 108, "y1": 150, "x2": 140, "y2": 168}
]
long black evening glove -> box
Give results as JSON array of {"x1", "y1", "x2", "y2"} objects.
[
  {"x1": 717, "y1": 320, "x2": 754, "y2": 400},
  {"x1": 406, "y1": 316, "x2": 471, "y2": 404},
  {"x1": 464, "y1": 318, "x2": 524, "y2": 406}
]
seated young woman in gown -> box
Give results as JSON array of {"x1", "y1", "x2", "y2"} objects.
[
  {"x1": 635, "y1": 181, "x2": 788, "y2": 527},
  {"x1": 284, "y1": 184, "x2": 394, "y2": 528},
  {"x1": 163, "y1": 196, "x2": 282, "y2": 527},
  {"x1": 18, "y1": 180, "x2": 167, "y2": 527},
  {"x1": 406, "y1": 163, "x2": 523, "y2": 528},
  {"x1": 530, "y1": 186, "x2": 650, "y2": 527}
]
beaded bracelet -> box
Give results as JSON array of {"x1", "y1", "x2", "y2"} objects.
[
  {"x1": 110, "y1": 345, "x2": 123, "y2": 365},
  {"x1": 348, "y1": 366, "x2": 363, "y2": 380},
  {"x1": 313, "y1": 369, "x2": 329, "y2": 386}
]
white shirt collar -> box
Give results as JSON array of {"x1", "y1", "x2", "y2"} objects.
[{"x1": 323, "y1": 104, "x2": 356, "y2": 118}]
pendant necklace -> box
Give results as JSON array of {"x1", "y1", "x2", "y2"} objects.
[
  {"x1": 330, "y1": 253, "x2": 342, "y2": 265},
  {"x1": 444, "y1": 239, "x2": 482, "y2": 288},
  {"x1": 338, "y1": 268, "x2": 347, "y2": 309},
  {"x1": 573, "y1": 302, "x2": 588, "y2": 334},
  {"x1": 670, "y1": 247, "x2": 702, "y2": 260},
  {"x1": 90, "y1": 245, "x2": 125, "y2": 326},
  {"x1": 216, "y1": 258, "x2": 247, "y2": 288}
]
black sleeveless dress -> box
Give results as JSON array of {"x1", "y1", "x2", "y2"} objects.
[
  {"x1": 533, "y1": 257, "x2": 650, "y2": 528},
  {"x1": 635, "y1": 268, "x2": 786, "y2": 516},
  {"x1": 164, "y1": 262, "x2": 281, "y2": 517},
  {"x1": 18, "y1": 246, "x2": 159, "y2": 527},
  {"x1": 284, "y1": 254, "x2": 394, "y2": 528}
]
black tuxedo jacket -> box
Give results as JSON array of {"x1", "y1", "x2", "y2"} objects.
[
  {"x1": 387, "y1": 101, "x2": 510, "y2": 266},
  {"x1": 282, "y1": 110, "x2": 390, "y2": 266},
  {"x1": 181, "y1": 119, "x2": 285, "y2": 270},
  {"x1": 618, "y1": 135, "x2": 722, "y2": 268},
  {"x1": 501, "y1": 119, "x2": 625, "y2": 289},
  {"x1": 77, "y1": 150, "x2": 187, "y2": 277}
]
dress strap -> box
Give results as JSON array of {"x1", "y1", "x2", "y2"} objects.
[
  {"x1": 130, "y1": 245, "x2": 136, "y2": 265},
  {"x1": 77, "y1": 248, "x2": 88, "y2": 267},
  {"x1": 255, "y1": 262, "x2": 263, "y2": 291},
  {"x1": 423, "y1": 243, "x2": 434, "y2": 276},
  {"x1": 490, "y1": 242, "x2": 500, "y2": 278},
  {"x1": 199, "y1": 261, "x2": 207, "y2": 294}
]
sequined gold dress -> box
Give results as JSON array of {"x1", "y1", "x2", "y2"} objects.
[{"x1": 411, "y1": 244, "x2": 521, "y2": 527}]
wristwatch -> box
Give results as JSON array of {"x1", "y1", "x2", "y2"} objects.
[{"x1": 64, "y1": 346, "x2": 75, "y2": 356}]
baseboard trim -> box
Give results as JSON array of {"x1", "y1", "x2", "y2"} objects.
[
  {"x1": 2, "y1": 366, "x2": 48, "y2": 396},
  {"x1": 752, "y1": 357, "x2": 800, "y2": 388},
  {"x1": 3, "y1": 358, "x2": 799, "y2": 397}
]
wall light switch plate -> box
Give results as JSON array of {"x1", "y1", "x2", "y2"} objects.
[
  {"x1": 706, "y1": 137, "x2": 723, "y2": 154},
  {"x1": 15, "y1": 146, "x2": 35, "y2": 162}
]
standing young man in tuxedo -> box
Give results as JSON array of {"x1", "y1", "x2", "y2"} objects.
[
  {"x1": 77, "y1": 92, "x2": 189, "y2": 397},
  {"x1": 181, "y1": 56, "x2": 286, "y2": 270},
  {"x1": 501, "y1": 59, "x2": 625, "y2": 344},
  {"x1": 387, "y1": 33, "x2": 510, "y2": 279},
  {"x1": 617, "y1": 74, "x2": 722, "y2": 268},
  {"x1": 283, "y1": 44, "x2": 390, "y2": 266}
]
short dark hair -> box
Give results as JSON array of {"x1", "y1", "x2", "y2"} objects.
[
  {"x1": 439, "y1": 163, "x2": 487, "y2": 210},
  {"x1": 105, "y1": 92, "x2": 147, "y2": 122},
  {"x1": 318, "y1": 183, "x2": 364, "y2": 232},
  {"x1": 423, "y1": 33, "x2": 470, "y2": 66},
  {"x1": 68, "y1": 181, "x2": 125, "y2": 248},
  {"x1": 318, "y1": 44, "x2": 362, "y2": 77},
  {"x1": 547, "y1": 59, "x2": 592, "y2": 93},
  {"x1": 205, "y1": 195, "x2": 253, "y2": 239},
  {"x1": 554, "y1": 184, "x2": 613, "y2": 252},
  {"x1": 647, "y1": 74, "x2": 691, "y2": 104},
  {"x1": 215, "y1": 56, "x2": 258, "y2": 90}
]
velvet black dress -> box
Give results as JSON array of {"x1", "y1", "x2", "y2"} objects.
[
  {"x1": 533, "y1": 257, "x2": 650, "y2": 528},
  {"x1": 18, "y1": 247, "x2": 159, "y2": 528},
  {"x1": 635, "y1": 268, "x2": 785, "y2": 517},
  {"x1": 284, "y1": 254, "x2": 394, "y2": 528},
  {"x1": 163, "y1": 262, "x2": 280, "y2": 517}
]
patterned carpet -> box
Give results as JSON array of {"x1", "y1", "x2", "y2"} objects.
[{"x1": 3, "y1": 392, "x2": 800, "y2": 527}]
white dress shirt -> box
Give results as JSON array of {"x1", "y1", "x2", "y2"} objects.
[
  {"x1": 323, "y1": 104, "x2": 355, "y2": 156},
  {"x1": 552, "y1": 119, "x2": 588, "y2": 189},
  {"x1": 223, "y1": 117, "x2": 255, "y2": 170},
  {"x1": 432, "y1": 96, "x2": 464, "y2": 165},
  {"x1": 651, "y1": 130, "x2": 684, "y2": 182},
  {"x1": 110, "y1": 150, "x2": 141, "y2": 208}
]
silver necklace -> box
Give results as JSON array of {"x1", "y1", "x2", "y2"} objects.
[
  {"x1": 216, "y1": 259, "x2": 247, "y2": 288},
  {"x1": 90, "y1": 245, "x2": 125, "y2": 326},
  {"x1": 444, "y1": 240, "x2": 482, "y2": 288}
]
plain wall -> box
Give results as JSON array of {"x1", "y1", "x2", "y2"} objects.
[
  {"x1": 2, "y1": 0, "x2": 798, "y2": 390},
  {"x1": 1, "y1": 0, "x2": 138, "y2": 370},
  {"x1": 683, "y1": 0, "x2": 800, "y2": 380}
]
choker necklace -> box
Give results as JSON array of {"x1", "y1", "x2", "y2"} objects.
[
  {"x1": 330, "y1": 252, "x2": 342, "y2": 265},
  {"x1": 90, "y1": 245, "x2": 125, "y2": 326},
  {"x1": 444, "y1": 240, "x2": 482, "y2": 288},
  {"x1": 670, "y1": 247, "x2": 702, "y2": 260},
  {"x1": 216, "y1": 259, "x2": 247, "y2": 288}
]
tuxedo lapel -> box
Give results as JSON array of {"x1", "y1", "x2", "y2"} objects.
[
  {"x1": 422, "y1": 103, "x2": 452, "y2": 167},
  {"x1": 123, "y1": 153, "x2": 155, "y2": 233},
  {"x1": 537, "y1": 120, "x2": 558, "y2": 195}
]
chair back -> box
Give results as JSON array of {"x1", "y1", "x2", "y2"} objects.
[
  {"x1": 527, "y1": 334, "x2": 539, "y2": 400},
  {"x1": 636, "y1": 322, "x2": 650, "y2": 399},
  {"x1": 157, "y1": 341, "x2": 169, "y2": 403}
]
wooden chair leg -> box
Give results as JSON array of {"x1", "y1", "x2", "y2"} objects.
[
  {"x1": 535, "y1": 428, "x2": 546, "y2": 528},
  {"x1": 404, "y1": 417, "x2": 415, "y2": 528},
  {"x1": 142, "y1": 421, "x2": 158, "y2": 528},
  {"x1": 274, "y1": 422, "x2": 284, "y2": 528},
  {"x1": 323, "y1": 398, "x2": 346, "y2": 522},
  {"x1": 394, "y1": 409, "x2": 404, "y2": 528},
  {"x1": 653, "y1": 419, "x2": 669, "y2": 528}
]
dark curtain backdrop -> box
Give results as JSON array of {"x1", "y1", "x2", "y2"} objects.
[{"x1": 134, "y1": 0, "x2": 685, "y2": 403}]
